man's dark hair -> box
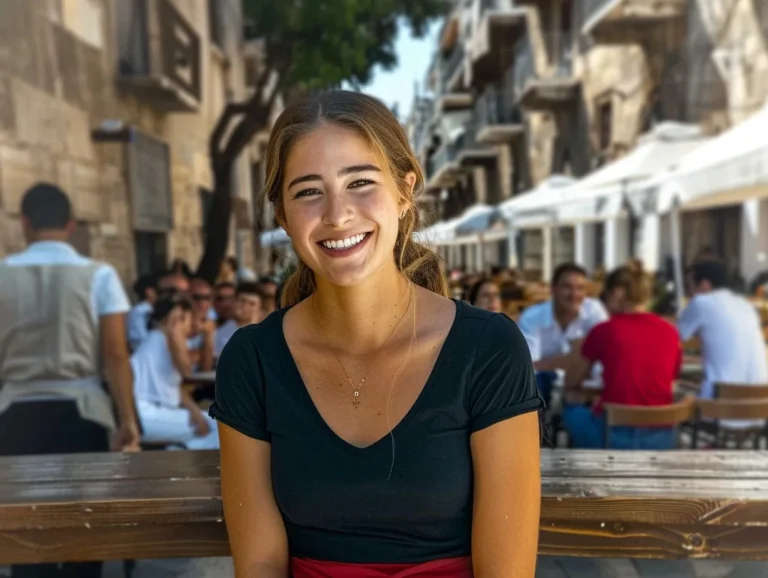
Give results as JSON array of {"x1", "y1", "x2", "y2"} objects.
[
  {"x1": 690, "y1": 260, "x2": 729, "y2": 290},
  {"x1": 467, "y1": 278, "x2": 496, "y2": 306},
  {"x1": 149, "y1": 295, "x2": 193, "y2": 328},
  {"x1": 132, "y1": 275, "x2": 157, "y2": 301},
  {"x1": 236, "y1": 281, "x2": 265, "y2": 299},
  {"x1": 21, "y1": 183, "x2": 72, "y2": 230},
  {"x1": 552, "y1": 263, "x2": 588, "y2": 285}
]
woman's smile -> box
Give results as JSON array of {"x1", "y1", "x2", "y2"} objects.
[{"x1": 317, "y1": 231, "x2": 373, "y2": 257}]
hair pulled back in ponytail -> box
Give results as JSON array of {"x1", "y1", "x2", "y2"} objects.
[
  {"x1": 262, "y1": 91, "x2": 448, "y2": 307},
  {"x1": 604, "y1": 259, "x2": 651, "y2": 306}
]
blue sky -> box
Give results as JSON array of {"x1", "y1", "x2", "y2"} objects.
[{"x1": 360, "y1": 21, "x2": 442, "y2": 119}]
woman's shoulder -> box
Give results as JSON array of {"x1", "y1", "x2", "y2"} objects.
[{"x1": 220, "y1": 309, "x2": 286, "y2": 360}]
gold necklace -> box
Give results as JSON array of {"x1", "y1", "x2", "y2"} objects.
[{"x1": 311, "y1": 284, "x2": 413, "y2": 408}]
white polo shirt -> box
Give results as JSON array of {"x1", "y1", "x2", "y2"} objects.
[
  {"x1": 518, "y1": 297, "x2": 608, "y2": 363},
  {"x1": 127, "y1": 301, "x2": 153, "y2": 351},
  {"x1": 131, "y1": 329, "x2": 182, "y2": 409},
  {"x1": 678, "y1": 289, "x2": 768, "y2": 401}
]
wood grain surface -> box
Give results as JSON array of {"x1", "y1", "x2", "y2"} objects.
[{"x1": 1, "y1": 450, "x2": 767, "y2": 563}]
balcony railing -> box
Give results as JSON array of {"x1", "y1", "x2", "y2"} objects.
[
  {"x1": 117, "y1": 0, "x2": 202, "y2": 111},
  {"x1": 475, "y1": 85, "x2": 522, "y2": 128},
  {"x1": 429, "y1": 141, "x2": 460, "y2": 178},
  {"x1": 441, "y1": 44, "x2": 465, "y2": 88},
  {"x1": 580, "y1": 0, "x2": 614, "y2": 30}
]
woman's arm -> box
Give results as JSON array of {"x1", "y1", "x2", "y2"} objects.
[
  {"x1": 471, "y1": 411, "x2": 541, "y2": 577},
  {"x1": 219, "y1": 423, "x2": 289, "y2": 578}
]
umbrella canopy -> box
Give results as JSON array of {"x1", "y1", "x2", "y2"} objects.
[
  {"x1": 654, "y1": 102, "x2": 768, "y2": 213},
  {"x1": 260, "y1": 227, "x2": 291, "y2": 248}
]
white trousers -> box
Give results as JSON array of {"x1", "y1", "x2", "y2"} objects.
[{"x1": 137, "y1": 399, "x2": 220, "y2": 450}]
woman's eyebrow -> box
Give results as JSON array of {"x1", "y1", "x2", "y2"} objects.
[
  {"x1": 287, "y1": 164, "x2": 381, "y2": 189},
  {"x1": 338, "y1": 164, "x2": 381, "y2": 176}
]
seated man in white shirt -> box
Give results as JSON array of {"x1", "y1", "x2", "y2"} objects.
[
  {"x1": 126, "y1": 274, "x2": 157, "y2": 352},
  {"x1": 131, "y1": 296, "x2": 219, "y2": 449},
  {"x1": 518, "y1": 263, "x2": 608, "y2": 403},
  {"x1": 678, "y1": 260, "x2": 768, "y2": 430},
  {"x1": 214, "y1": 281, "x2": 265, "y2": 358}
]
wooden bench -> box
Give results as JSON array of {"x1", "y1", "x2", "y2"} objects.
[{"x1": 1, "y1": 450, "x2": 768, "y2": 564}]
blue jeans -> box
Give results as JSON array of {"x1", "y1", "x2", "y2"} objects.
[
  {"x1": 535, "y1": 371, "x2": 557, "y2": 408},
  {"x1": 563, "y1": 404, "x2": 677, "y2": 449}
]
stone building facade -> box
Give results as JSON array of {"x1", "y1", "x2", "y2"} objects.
[
  {"x1": 0, "y1": 0, "x2": 256, "y2": 286},
  {"x1": 414, "y1": 0, "x2": 768, "y2": 279}
]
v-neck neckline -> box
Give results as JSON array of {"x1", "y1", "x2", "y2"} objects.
[{"x1": 276, "y1": 299, "x2": 463, "y2": 453}]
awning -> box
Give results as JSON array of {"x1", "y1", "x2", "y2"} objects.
[
  {"x1": 655, "y1": 103, "x2": 768, "y2": 212},
  {"x1": 553, "y1": 122, "x2": 706, "y2": 223},
  {"x1": 414, "y1": 204, "x2": 500, "y2": 246},
  {"x1": 260, "y1": 227, "x2": 290, "y2": 248},
  {"x1": 497, "y1": 175, "x2": 577, "y2": 227}
]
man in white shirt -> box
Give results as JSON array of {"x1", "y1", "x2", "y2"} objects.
[
  {"x1": 678, "y1": 260, "x2": 768, "y2": 428},
  {"x1": 214, "y1": 281, "x2": 265, "y2": 358},
  {"x1": 0, "y1": 183, "x2": 140, "y2": 577},
  {"x1": 126, "y1": 274, "x2": 158, "y2": 351},
  {"x1": 518, "y1": 263, "x2": 608, "y2": 404}
]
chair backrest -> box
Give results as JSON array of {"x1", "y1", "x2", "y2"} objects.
[
  {"x1": 604, "y1": 395, "x2": 696, "y2": 428},
  {"x1": 697, "y1": 399, "x2": 768, "y2": 421},
  {"x1": 715, "y1": 383, "x2": 768, "y2": 400}
]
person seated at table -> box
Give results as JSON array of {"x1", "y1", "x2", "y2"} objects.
[
  {"x1": 214, "y1": 281, "x2": 266, "y2": 358},
  {"x1": 127, "y1": 274, "x2": 157, "y2": 352},
  {"x1": 187, "y1": 278, "x2": 216, "y2": 372},
  {"x1": 518, "y1": 263, "x2": 608, "y2": 404},
  {"x1": 678, "y1": 260, "x2": 768, "y2": 430},
  {"x1": 131, "y1": 296, "x2": 220, "y2": 450},
  {"x1": 467, "y1": 278, "x2": 502, "y2": 313},
  {"x1": 562, "y1": 262, "x2": 682, "y2": 449}
]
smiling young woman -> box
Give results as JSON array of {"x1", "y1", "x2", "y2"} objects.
[{"x1": 209, "y1": 91, "x2": 543, "y2": 578}]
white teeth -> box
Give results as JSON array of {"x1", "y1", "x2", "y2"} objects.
[{"x1": 321, "y1": 233, "x2": 367, "y2": 250}]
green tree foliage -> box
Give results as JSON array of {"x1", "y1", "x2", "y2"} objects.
[
  {"x1": 196, "y1": 0, "x2": 446, "y2": 283},
  {"x1": 243, "y1": 0, "x2": 446, "y2": 89}
]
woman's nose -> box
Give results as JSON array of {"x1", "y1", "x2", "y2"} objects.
[{"x1": 322, "y1": 193, "x2": 353, "y2": 228}]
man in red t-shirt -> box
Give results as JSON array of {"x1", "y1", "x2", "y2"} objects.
[{"x1": 562, "y1": 264, "x2": 682, "y2": 449}]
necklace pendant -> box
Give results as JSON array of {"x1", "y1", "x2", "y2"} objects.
[{"x1": 352, "y1": 396, "x2": 360, "y2": 408}]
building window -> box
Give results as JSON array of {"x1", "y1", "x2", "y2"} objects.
[
  {"x1": 209, "y1": 0, "x2": 226, "y2": 51},
  {"x1": 134, "y1": 232, "x2": 167, "y2": 277},
  {"x1": 596, "y1": 99, "x2": 613, "y2": 160}
]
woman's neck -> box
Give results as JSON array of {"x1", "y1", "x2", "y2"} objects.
[{"x1": 312, "y1": 262, "x2": 412, "y2": 353}]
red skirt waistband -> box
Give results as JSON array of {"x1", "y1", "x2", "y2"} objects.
[{"x1": 290, "y1": 556, "x2": 473, "y2": 578}]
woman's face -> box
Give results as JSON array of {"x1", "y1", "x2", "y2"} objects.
[
  {"x1": 279, "y1": 124, "x2": 413, "y2": 287},
  {"x1": 475, "y1": 282, "x2": 502, "y2": 313}
]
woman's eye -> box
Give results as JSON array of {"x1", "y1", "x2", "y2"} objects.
[
  {"x1": 349, "y1": 179, "x2": 375, "y2": 189},
  {"x1": 294, "y1": 188, "x2": 321, "y2": 199}
]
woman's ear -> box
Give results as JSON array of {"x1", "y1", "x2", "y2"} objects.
[
  {"x1": 399, "y1": 172, "x2": 418, "y2": 219},
  {"x1": 275, "y1": 212, "x2": 289, "y2": 236}
]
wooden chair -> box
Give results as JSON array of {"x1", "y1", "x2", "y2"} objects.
[
  {"x1": 715, "y1": 383, "x2": 768, "y2": 400},
  {"x1": 603, "y1": 395, "x2": 696, "y2": 449},
  {"x1": 694, "y1": 399, "x2": 768, "y2": 449}
]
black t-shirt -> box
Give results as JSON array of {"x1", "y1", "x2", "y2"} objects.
[{"x1": 210, "y1": 299, "x2": 543, "y2": 564}]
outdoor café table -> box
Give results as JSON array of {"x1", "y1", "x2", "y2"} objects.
[
  {"x1": 184, "y1": 371, "x2": 217, "y2": 402},
  {"x1": 2, "y1": 450, "x2": 768, "y2": 563}
]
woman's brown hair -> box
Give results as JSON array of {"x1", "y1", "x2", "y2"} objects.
[
  {"x1": 604, "y1": 258, "x2": 651, "y2": 306},
  {"x1": 263, "y1": 91, "x2": 448, "y2": 307}
]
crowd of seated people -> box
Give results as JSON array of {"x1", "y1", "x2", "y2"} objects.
[
  {"x1": 448, "y1": 253, "x2": 768, "y2": 450},
  {"x1": 125, "y1": 261, "x2": 278, "y2": 449}
]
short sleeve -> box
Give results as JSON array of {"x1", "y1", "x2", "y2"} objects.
[
  {"x1": 517, "y1": 308, "x2": 542, "y2": 362},
  {"x1": 93, "y1": 265, "x2": 130, "y2": 316},
  {"x1": 209, "y1": 327, "x2": 270, "y2": 441},
  {"x1": 468, "y1": 314, "x2": 544, "y2": 433},
  {"x1": 677, "y1": 298, "x2": 700, "y2": 342},
  {"x1": 581, "y1": 322, "x2": 607, "y2": 363}
]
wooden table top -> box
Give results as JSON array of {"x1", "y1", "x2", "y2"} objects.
[{"x1": 1, "y1": 450, "x2": 768, "y2": 563}]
